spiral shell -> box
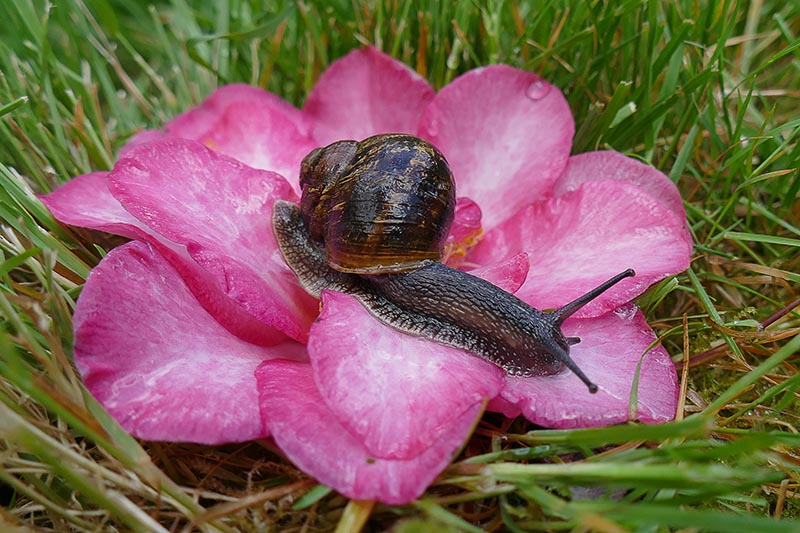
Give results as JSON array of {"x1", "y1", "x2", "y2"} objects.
[{"x1": 299, "y1": 134, "x2": 456, "y2": 274}]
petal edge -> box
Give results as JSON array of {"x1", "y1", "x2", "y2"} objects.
[
  {"x1": 419, "y1": 65, "x2": 574, "y2": 229},
  {"x1": 304, "y1": 47, "x2": 435, "y2": 145},
  {"x1": 75, "y1": 241, "x2": 306, "y2": 444},
  {"x1": 258, "y1": 359, "x2": 483, "y2": 504},
  {"x1": 500, "y1": 305, "x2": 679, "y2": 428}
]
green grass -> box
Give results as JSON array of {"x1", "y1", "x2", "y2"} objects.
[{"x1": 1, "y1": 0, "x2": 798, "y2": 530}]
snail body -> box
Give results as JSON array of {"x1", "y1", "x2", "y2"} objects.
[{"x1": 274, "y1": 134, "x2": 634, "y2": 393}]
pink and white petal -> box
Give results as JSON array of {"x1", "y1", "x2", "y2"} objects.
[
  {"x1": 39, "y1": 172, "x2": 147, "y2": 240},
  {"x1": 198, "y1": 101, "x2": 317, "y2": 191},
  {"x1": 470, "y1": 180, "x2": 693, "y2": 317},
  {"x1": 465, "y1": 253, "x2": 529, "y2": 294},
  {"x1": 308, "y1": 291, "x2": 504, "y2": 460},
  {"x1": 167, "y1": 84, "x2": 310, "y2": 141},
  {"x1": 121, "y1": 86, "x2": 312, "y2": 177},
  {"x1": 554, "y1": 151, "x2": 685, "y2": 217},
  {"x1": 303, "y1": 47, "x2": 435, "y2": 145},
  {"x1": 257, "y1": 360, "x2": 483, "y2": 504},
  {"x1": 108, "y1": 138, "x2": 318, "y2": 342},
  {"x1": 419, "y1": 66, "x2": 574, "y2": 229},
  {"x1": 500, "y1": 305, "x2": 679, "y2": 427},
  {"x1": 74, "y1": 241, "x2": 306, "y2": 444}
]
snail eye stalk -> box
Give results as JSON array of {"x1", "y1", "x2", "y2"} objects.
[
  {"x1": 543, "y1": 269, "x2": 636, "y2": 394},
  {"x1": 545, "y1": 338, "x2": 599, "y2": 394},
  {"x1": 551, "y1": 269, "x2": 636, "y2": 325}
]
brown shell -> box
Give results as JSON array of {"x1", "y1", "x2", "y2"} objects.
[{"x1": 298, "y1": 134, "x2": 456, "y2": 274}]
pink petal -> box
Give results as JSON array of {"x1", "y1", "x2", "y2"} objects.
[
  {"x1": 554, "y1": 151, "x2": 686, "y2": 217},
  {"x1": 119, "y1": 129, "x2": 168, "y2": 158},
  {"x1": 108, "y1": 138, "x2": 318, "y2": 342},
  {"x1": 74, "y1": 241, "x2": 306, "y2": 444},
  {"x1": 151, "y1": 243, "x2": 295, "y2": 346},
  {"x1": 257, "y1": 359, "x2": 483, "y2": 504},
  {"x1": 308, "y1": 291, "x2": 504, "y2": 460},
  {"x1": 40, "y1": 154, "x2": 300, "y2": 345},
  {"x1": 167, "y1": 84, "x2": 309, "y2": 141},
  {"x1": 500, "y1": 305, "x2": 679, "y2": 427},
  {"x1": 186, "y1": 243, "x2": 316, "y2": 342},
  {"x1": 39, "y1": 172, "x2": 146, "y2": 240},
  {"x1": 419, "y1": 66, "x2": 574, "y2": 229},
  {"x1": 465, "y1": 253, "x2": 530, "y2": 294},
  {"x1": 486, "y1": 395, "x2": 522, "y2": 418},
  {"x1": 470, "y1": 180, "x2": 693, "y2": 316},
  {"x1": 303, "y1": 47, "x2": 435, "y2": 145},
  {"x1": 140, "y1": 84, "x2": 316, "y2": 191},
  {"x1": 198, "y1": 101, "x2": 316, "y2": 190}
]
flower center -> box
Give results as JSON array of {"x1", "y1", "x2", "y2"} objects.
[{"x1": 443, "y1": 197, "x2": 483, "y2": 266}]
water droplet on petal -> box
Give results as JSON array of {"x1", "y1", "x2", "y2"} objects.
[
  {"x1": 426, "y1": 117, "x2": 440, "y2": 137},
  {"x1": 526, "y1": 79, "x2": 550, "y2": 100}
]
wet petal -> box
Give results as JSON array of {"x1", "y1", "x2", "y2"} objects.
[
  {"x1": 554, "y1": 151, "x2": 686, "y2": 217},
  {"x1": 419, "y1": 66, "x2": 574, "y2": 229},
  {"x1": 108, "y1": 138, "x2": 318, "y2": 342},
  {"x1": 136, "y1": 84, "x2": 315, "y2": 190},
  {"x1": 186, "y1": 243, "x2": 316, "y2": 343},
  {"x1": 39, "y1": 172, "x2": 146, "y2": 240},
  {"x1": 500, "y1": 305, "x2": 678, "y2": 427},
  {"x1": 74, "y1": 241, "x2": 306, "y2": 444},
  {"x1": 304, "y1": 47, "x2": 435, "y2": 145},
  {"x1": 308, "y1": 291, "x2": 504, "y2": 460},
  {"x1": 257, "y1": 359, "x2": 483, "y2": 504},
  {"x1": 470, "y1": 180, "x2": 692, "y2": 316}
]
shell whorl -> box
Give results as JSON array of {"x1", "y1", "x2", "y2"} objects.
[{"x1": 298, "y1": 134, "x2": 456, "y2": 274}]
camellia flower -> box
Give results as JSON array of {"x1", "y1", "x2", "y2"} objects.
[{"x1": 42, "y1": 47, "x2": 692, "y2": 503}]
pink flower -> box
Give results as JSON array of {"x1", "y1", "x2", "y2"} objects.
[{"x1": 41, "y1": 48, "x2": 692, "y2": 504}]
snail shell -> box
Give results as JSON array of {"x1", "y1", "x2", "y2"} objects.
[{"x1": 299, "y1": 134, "x2": 455, "y2": 274}]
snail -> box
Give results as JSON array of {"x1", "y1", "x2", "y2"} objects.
[{"x1": 273, "y1": 133, "x2": 634, "y2": 393}]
